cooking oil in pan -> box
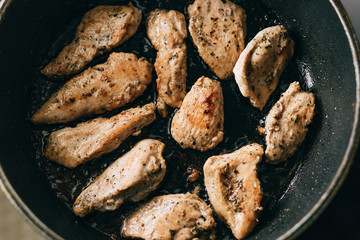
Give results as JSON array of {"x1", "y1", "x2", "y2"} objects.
[{"x1": 30, "y1": 0, "x2": 311, "y2": 239}]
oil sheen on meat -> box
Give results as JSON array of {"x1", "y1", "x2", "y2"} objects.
[
  {"x1": 32, "y1": 52, "x2": 152, "y2": 124},
  {"x1": 233, "y1": 25, "x2": 295, "y2": 110},
  {"x1": 73, "y1": 139, "x2": 166, "y2": 217},
  {"x1": 146, "y1": 9, "x2": 187, "y2": 117},
  {"x1": 122, "y1": 193, "x2": 216, "y2": 240},
  {"x1": 44, "y1": 103, "x2": 156, "y2": 169},
  {"x1": 204, "y1": 143, "x2": 263, "y2": 240},
  {"x1": 265, "y1": 82, "x2": 315, "y2": 163},
  {"x1": 188, "y1": 0, "x2": 246, "y2": 80},
  {"x1": 41, "y1": 4, "x2": 142, "y2": 77},
  {"x1": 171, "y1": 76, "x2": 224, "y2": 151}
]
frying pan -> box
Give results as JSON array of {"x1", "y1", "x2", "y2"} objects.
[{"x1": 0, "y1": 0, "x2": 359, "y2": 239}]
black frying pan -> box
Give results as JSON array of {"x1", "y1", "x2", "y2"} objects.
[{"x1": 0, "y1": 0, "x2": 359, "y2": 239}]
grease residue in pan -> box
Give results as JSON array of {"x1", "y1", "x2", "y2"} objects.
[{"x1": 29, "y1": 0, "x2": 316, "y2": 239}]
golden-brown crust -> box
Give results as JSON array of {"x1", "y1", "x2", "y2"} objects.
[
  {"x1": 122, "y1": 193, "x2": 216, "y2": 240},
  {"x1": 146, "y1": 10, "x2": 187, "y2": 117},
  {"x1": 204, "y1": 143, "x2": 263, "y2": 239},
  {"x1": 188, "y1": 0, "x2": 246, "y2": 80},
  {"x1": 44, "y1": 103, "x2": 156, "y2": 168},
  {"x1": 171, "y1": 76, "x2": 224, "y2": 151},
  {"x1": 265, "y1": 82, "x2": 315, "y2": 163},
  {"x1": 234, "y1": 25, "x2": 295, "y2": 110},
  {"x1": 73, "y1": 139, "x2": 166, "y2": 217},
  {"x1": 32, "y1": 52, "x2": 152, "y2": 124},
  {"x1": 41, "y1": 4, "x2": 142, "y2": 77}
]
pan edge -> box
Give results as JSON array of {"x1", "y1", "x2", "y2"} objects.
[{"x1": 279, "y1": 0, "x2": 360, "y2": 239}]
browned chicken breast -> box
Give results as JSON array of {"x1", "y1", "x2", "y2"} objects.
[
  {"x1": 204, "y1": 143, "x2": 263, "y2": 240},
  {"x1": 41, "y1": 4, "x2": 142, "y2": 77},
  {"x1": 32, "y1": 52, "x2": 152, "y2": 124},
  {"x1": 73, "y1": 139, "x2": 166, "y2": 217},
  {"x1": 265, "y1": 82, "x2": 315, "y2": 164},
  {"x1": 122, "y1": 193, "x2": 216, "y2": 240},
  {"x1": 146, "y1": 10, "x2": 187, "y2": 117},
  {"x1": 171, "y1": 76, "x2": 224, "y2": 151},
  {"x1": 188, "y1": 0, "x2": 246, "y2": 80},
  {"x1": 233, "y1": 25, "x2": 295, "y2": 110},
  {"x1": 44, "y1": 103, "x2": 156, "y2": 169}
]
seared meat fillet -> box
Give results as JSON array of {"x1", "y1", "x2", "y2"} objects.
[
  {"x1": 73, "y1": 139, "x2": 166, "y2": 217},
  {"x1": 146, "y1": 9, "x2": 187, "y2": 54},
  {"x1": 122, "y1": 193, "x2": 216, "y2": 240},
  {"x1": 204, "y1": 143, "x2": 263, "y2": 240},
  {"x1": 44, "y1": 103, "x2": 156, "y2": 169},
  {"x1": 188, "y1": 0, "x2": 246, "y2": 80},
  {"x1": 171, "y1": 76, "x2": 224, "y2": 151},
  {"x1": 146, "y1": 10, "x2": 187, "y2": 117},
  {"x1": 41, "y1": 4, "x2": 142, "y2": 77},
  {"x1": 265, "y1": 82, "x2": 315, "y2": 163},
  {"x1": 233, "y1": 25, "x2": 295, "y2": 110},
  {"x1": 32, "y1": 52, "x2": 152, "y2": 124}
]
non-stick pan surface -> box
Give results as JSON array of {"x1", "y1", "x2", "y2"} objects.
[{"x1": 0, "y1": 0, "x2": 359, "y2": 239}]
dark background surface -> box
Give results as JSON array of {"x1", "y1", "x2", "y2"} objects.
[
  {"x1": 0, "y1": 0, "x2": 358, "y2": 239},
  {"x1": 298, "y1": 1, "x2": 360, "y2": 239}
]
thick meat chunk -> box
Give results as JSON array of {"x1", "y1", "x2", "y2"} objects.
[
  {"x1": 146, "y1": 9, "x2": 187, "y2": 51},
  {"x1": 204, "y1": 143, "x2": 263, "y2": 240},
  {"x1": 233, "y1": 25, "x2": 295, "y2": 110},
  {"x1": 146, "y1": 10, "x2": 187, "y2": 117},
  {"x1": 122, "y1": 193, "x2": 216, "y2": 240},
  {"x1": 32, "y1": 52, "x2": 152, "y2": 124},
  {"x1": 41, "y1": 4, "x2": 142, "y2": 77},
  {"x1": 44, "y1": 103, "x2": 156, "y2": 169},
  {"x1": 265, "y1": 82, "x2": 315, "y2": 163},
  {"x1": 188, "y1": 0, "x2": 246, "y2": 80},
  {"x1": 73, "y1": 139, "x2": 166, "y2": 217},
  {"x1": 171, "y1": 76, "x2": 224, "y2": 151}
]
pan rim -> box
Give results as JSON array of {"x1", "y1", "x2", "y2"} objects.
[
  {"x1": 279, "y1": 0, "x2": 360, "y2": 239},
  {"x1": 0, "y1": 168, "x2": 63, "y2": 240},
  {"x1": 0, "y1": 2, "x2": 65, "y2": 240},
  {"x1": 0, "y1": 0, "x2": 359, "y2": 240}
]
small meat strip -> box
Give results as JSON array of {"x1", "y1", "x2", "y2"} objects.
[
  {"x1": 122, "y1": 193, "x2": 216, "y2": 240},
  {"x1": 204, "y1": 143, "x2": 263, "y2": 240},
  {"x1": 233, "y1": 25, "x2": 295, "y2": 110},
  {"x1": 41, "y1": 4, "x2": 142, "y2": 77},
  {"x1": 32, "y1": 52, "x2": 152, "y2": 124},
  {"x1": 73, "y1": 139, "x2": 166, "y2": 217},
  {"x1": 146, "y1": 10, "x2": 187, "y2": 117},
  {"x1": 265, "y1": 81, "x2": 315, "y2": 163},
  {"x1": 44, "y1": 103, "x2": 156, "y2": 169},
  {"x1": 171, "y1": 76, "x2": 224, "y2": 151},
  {"x1": 188, "y1": 0, "x2": 246, "y2": 80}
]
